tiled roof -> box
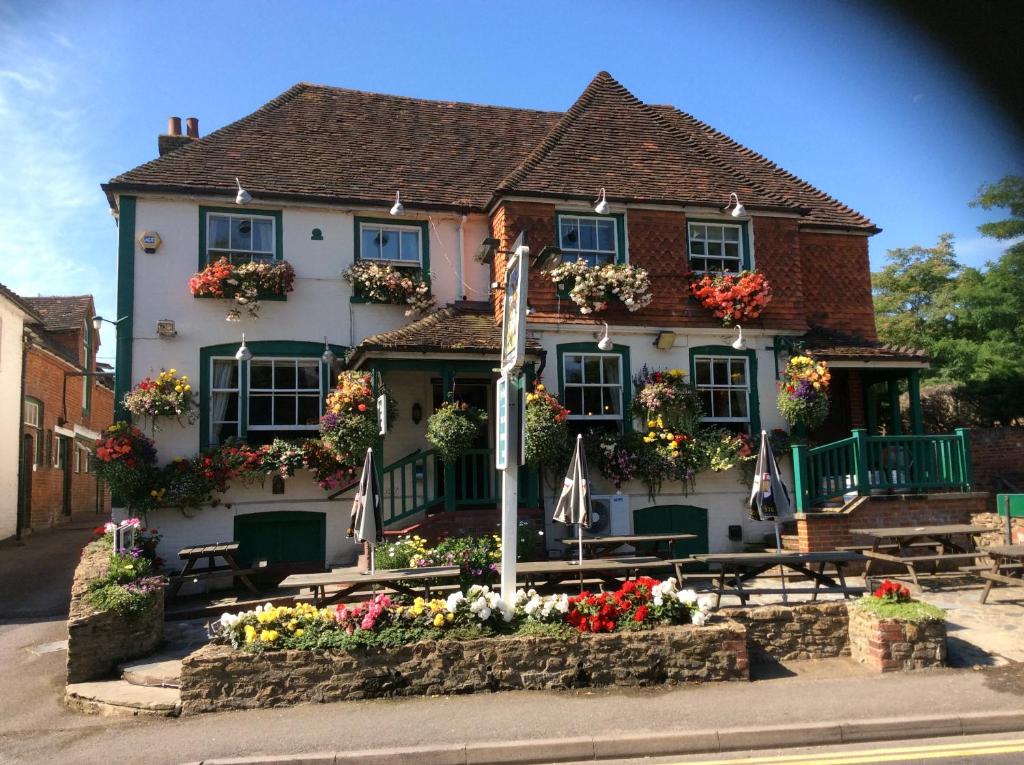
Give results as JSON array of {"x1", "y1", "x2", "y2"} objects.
[
  {"x1": 349, "y1": 302, "x2": 542, "y2": 363},
  {"x1": 104, "y1": 73, "x2": 874, "y2": 230},
  {"x1": 0, "y1": 282, "x2": 42, "y2": 322},
  {"x1": 23, "y1": 295, "x2": 93, "y2": 332},
  {"x1": 802, "y1": 325, "x2": 929, "y2": 364}
]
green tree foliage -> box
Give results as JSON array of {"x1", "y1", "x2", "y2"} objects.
[{"x1": 873, "y1": 175, "x2": 1024, "y2": 425}]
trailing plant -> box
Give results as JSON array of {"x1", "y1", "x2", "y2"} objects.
[
  {"x1": 319, "y1": 371, "x2": 395, "y2": 465},
  {"x1": 777, "y1": 354, "x2": 831, "y2": 429},
  {"x1": 94, "y1": 422, "x2": 160, "y2": 511},
  {"x1": 524, "y1": 383, "x2": 571, "y2": 478},
  {"x1": 631, "y1": 366, "x2": 703, "y2": 434},
  {"x1": 546, "y1": 259, "x2": 653, "y2": 315},
  {"x1": 189, "y1": 257, "x2": 295, "y2": 321},
  {"x1": 85, "y1": 541, "x2": 166, "y2": 616},
  {"x1": 343, "y1": 261, "x2": 435, "y2": 316},
  {"x1": 425, "y1": 401, "x2": 487, "y2": 464},
  {"x1": 122, "y1": 369, "x2": 196, "y2": 430},
  {"x1": 689, "y1": 269, "x2": 772, "y2": 326}
]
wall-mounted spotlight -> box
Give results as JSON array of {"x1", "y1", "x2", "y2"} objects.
[
  {"x1": 597, "y1": 321, "x2": 613, "y2": 351},
  {"x1": 725, "y1": 192, "x2": 745, "y2": 218},
  {"x1": 594, "y1": 187, "x2": 610, "y2": 215},
  {"x1": 530, "y1": 245, "x2": 563, "y2": 271},
  {"x1": 235, "y1": 333, "x2": 253, "y2": 362},
  {"x1": 731, "y1": 325, "x2": 747, "y2": 351},
  {"x1": 653, "y1": 330, "x2": 677, "y2": 350},
  {"x1": 235, "y1": 177, "x2": 252, "y2": 205},
  {"x1": 475, "y1": 237, "x2": 500, "y2": 265},
  {"x1": 389, "y1": 191, "x2": 404, "y2": 216},
  {"x1": 321, "y1": 336, "x2": 337, "y2": 366}
]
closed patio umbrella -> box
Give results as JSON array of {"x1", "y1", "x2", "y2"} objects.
[
  {"x1": 553, "y1": 434, "x2": 593, "y2": 578},
  {"x1": 349, "y1": 448, "x2": 384, "y2": 574},
  {"x1": 748, "y1": 430, "x2": 794, "y2": 552}
]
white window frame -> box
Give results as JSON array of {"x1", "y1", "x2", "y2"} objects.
[
  {"x1": 562, "y1": 352, "x2": 624, "y2": 422},
  {"x1": 206, "y1": 212, "x2": 277, "y2": 264},
  {"x1": 209, "y1": 357, "x2": 241, "y2": 446},
  {"x1": 358, "y1": 222, "x2": 424, "y2": 267},
  {"x1": 693, "y1": 355, "x2": 752, "y2": 426},
  {"x1": 558, "y1": 214, "x2": 619, "y2": 266},
  {"x1": 687, "y1": 222, "x2": 745, "y2": 275},
  {"x1": 24, "y1": 399, "x2": 40, "y2": 429},
  {"x1": 246, "y1": 357, "x2": 322, "y2": 435}
]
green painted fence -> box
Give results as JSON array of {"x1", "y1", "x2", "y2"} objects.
[{"x1": 793, "y1": 428, "x2": 973, "y2": 511}]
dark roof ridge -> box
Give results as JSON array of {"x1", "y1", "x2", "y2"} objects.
[
  {"x1": 657, "y1": 105, "x2": 876, "y2": 230},
  {"x1": 496, "y1": 71, "x2": 614, "y2": 193}
]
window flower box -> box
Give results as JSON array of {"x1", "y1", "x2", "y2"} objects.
[
  {"x1": 343, "y1": 261, "x2": 434, "y2": 316},
  {"x1": 546, "y1": 259, "x2": 652, "y2": 315},
  {"x1": 688, "y1": 269, "x2": 772, "y2": 326},
  {"x1": 189, "y1": 258, "x2": 295, "y2": 321}
]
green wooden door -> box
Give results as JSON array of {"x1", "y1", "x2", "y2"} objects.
[
  {"x1": 234, "y1": 511, "x2": 326, "y2": 574},
  {"x1": 632, "y1": 504, "x2": 709, "y2": 559}
]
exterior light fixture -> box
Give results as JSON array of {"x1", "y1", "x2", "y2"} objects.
[
  {"x1": 235, "y1": 177, "x2": 252, "y2": 205},
  {"x1": 411, "y1": 402, "x2": 423, "y2": 424},
  {"x1": 725, "y1": 192, "x2": 745, "y2": 218},
  {"x1": 321, "y1": 336, "x2": 336, "y2": 366},
  {"x1": 389, "y1": 191, "x2": 404, "y2": 216},
  {"x1": 235, "y1": 333, "x2": 253, "y2": 362},
  {"x1": 597, "y1": 321, "x2": 613, "y2": 351},
  {"x1": 530, "y1": 245, "x2": 563, "y2": 271},
  {"x1": 653, "y1": 330, "x2": 677, "y2": 350},
  {"x1": 92, "y1": 315, "x2": 126, "y2": 333},
  {"x1": 731, "y1": 325, "x2": 747, "y2": 351},
  {"x1": 594, "y1": 187, "x2": 610, "y2": 215},
  {"x1": 475, "y1": 237, "x2": 500, "y2": 265}
]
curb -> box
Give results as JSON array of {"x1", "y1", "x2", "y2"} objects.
[{"x1": 182, "y1": 710, "x2": 1024, "y2": 765}]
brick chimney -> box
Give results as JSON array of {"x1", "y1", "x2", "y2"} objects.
[{"x1": 158, "y1": 115, "x2": 197, "y2": 157}]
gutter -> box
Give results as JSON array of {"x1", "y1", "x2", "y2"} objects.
[{"x1": 15, "y1": 330, "x2": 29, "y2": 541}]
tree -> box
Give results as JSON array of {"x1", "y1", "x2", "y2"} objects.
[{"x1": 873, "y1": 175, "x2": 1024, "y2": 425}]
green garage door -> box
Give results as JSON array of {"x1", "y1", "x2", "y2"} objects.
[
  {"x1": 234, "y1": 511, "x2": 326, "y2": 575},
  {"x1": 632, "y1": 504, "x2": 709, "y2": 559}
]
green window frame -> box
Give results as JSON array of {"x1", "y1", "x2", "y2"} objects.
[
  {"x1": 555, "y1": 341, "x2": 632, "y2": 432},
  {"x1": 24, "y1": 396, "x2": 43, "y2": 465},
  {"x1": 555, "y1": 212, "x2": 627, "y2": 265},
  {"x1": 199, "y1": 340, "x2": 345, "y2": 449},
  {"x1": 198, "y1": 206, "x2": 284, "y2": 269},
  {"x1": 352, "y1": 216, "x2": 432, "y2": 302},
  {"x1": 686, "y1": 219, "x2": 752, "y2": 274},
  {"x1": 688, "y1": 345, "x2": 760, "y2": 435}
]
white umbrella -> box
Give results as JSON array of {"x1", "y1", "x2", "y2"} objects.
[
  {"x1": 748, "y1": 430, "x2": 794, "y2": 552},
  {"x1": 348, "y1": 448, "x2": 384, "y2": 575},
  {"x1": 553, "y1": 434, "x2": 593, "y2": 579}
]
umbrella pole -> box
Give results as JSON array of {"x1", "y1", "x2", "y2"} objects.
[
  {"x1": 370, "y1": 543, "x2": 375, "y2": 576},
  {"x1": 578, "y1": 522, "x2": 584, "y2": 594},
  {"x1": 774, "y1": 522, "x2": 788, "y2": 605},
  {"x1": 1006, "y1": 495, "x2": 1014, "y2": 546}
]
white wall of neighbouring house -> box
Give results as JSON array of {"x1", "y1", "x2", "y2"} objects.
[
  {"x1": 0, "y1": 297, "x2": 27, "y2": 541},
  {"x1": 531, "y1": 324, "x2": 793, "y2": 553}
]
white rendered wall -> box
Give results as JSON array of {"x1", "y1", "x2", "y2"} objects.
[{"x1": 0, "y1": 300, "x2": 26, "y2": 540}]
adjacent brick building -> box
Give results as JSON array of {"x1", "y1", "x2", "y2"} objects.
[{"x1": 19, "y1": 295, "x2": 113, "y2": 531}]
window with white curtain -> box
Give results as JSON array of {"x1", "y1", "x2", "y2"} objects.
[{"x1": 209, "y1": 358, "x2": 240, "y2": 446}]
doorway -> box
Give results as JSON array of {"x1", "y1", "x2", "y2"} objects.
[
  {"x1": 18, "y1": 434, "x2": 33, "y2": 531},
  {"x1": 58, "y1": 437, "x2": 72, "y2": 516}
]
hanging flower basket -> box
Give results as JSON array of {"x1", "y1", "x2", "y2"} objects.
[
  {"x1": 546, "y1": 259, "x2": 652, "y2": 315},
  {"x1": 689, "y1": 269, "x2": 772, "y2": 326},
  {"x1": 189, "y1": 258, "x2": 295, "y2": 321},
  {"x1": 777, "y1": 354, "x2": 832, "y2": 429},
  {"x1": 343, "y1": 262, "x2": 435, "y2": 316},
  {"x1": 426, "y1": 401, "x2": 487, "y2": 464},
  {"x1": 122, "y1": 369, "x2": 197, "y2": 430},
  {"x1": 524, "y1": 383, "x2": 571, "y2": 475},
  {"x1": 319, "y1": 371, "x2": 395, "y2": 465}
]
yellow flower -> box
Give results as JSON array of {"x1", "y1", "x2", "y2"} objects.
[
  {"x1": 433, "y1": 613, "x2": 445, "y2": 628},
  {"x1": 169, "y1": 368, "x2": 177, "y2": 374},
  {"x1": 244, "y1": 625, "x2": 257, "y2": 643},
  {"x1": 260, "y1": 629, "x2": 279, "y2": 642},
  {"x1": 184, "y1": 385, "x2": 192, "y2": 392},
  {"x1": 647, "y1": 419, "x2": 656, "y2": 428},
  {"x1": 445, "y1": 612, "x2": 454, "y2": 622},
  {"x1": 294, "y1": 628, "x2": 304, "y2": 637}
]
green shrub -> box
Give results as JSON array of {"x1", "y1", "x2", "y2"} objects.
[
  {"x1": 853, "y1": 596, "x2": 945, "y2": 623},
  {"x1": 426, "y1": 402, "x2": 487, "y2": 464}
]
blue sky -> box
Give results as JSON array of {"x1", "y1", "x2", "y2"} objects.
[{"x1": 1, "y1": 0, "x2": 1021, "y2": 363}]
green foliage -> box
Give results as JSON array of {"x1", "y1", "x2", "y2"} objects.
[
  {"x1": 524, "y1": 386, "x2": 571, "y2": 477},
  {"x1": 853, "y1": 596, "x2": 945, "y2": 624},
  {"x1": 426, "y1": 401, "x2": 487, "y2": 464},
  {"x1": 513, "y1": 620, "x2": 575, "y2": 641},
  {"x1": 872, "y1": 175, "x2": 1024, "y2": 425},
  {"x1": 86, "y1": 552, "x2": 163, "y2": 616}
]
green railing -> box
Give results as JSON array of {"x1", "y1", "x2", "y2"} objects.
[
  {"x1": 793, "y1": 428, "x2": 973, "y2": 512},
  {"x1": 380, "y1": 447, "x2": 540, "y2": 526}
]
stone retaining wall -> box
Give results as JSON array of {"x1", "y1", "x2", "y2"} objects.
[
  {"x1": 180, "y1": 622, "x2": 748, "y2": 714},
  {"x1": 848, "y1": 606, "x2": 946, "y2": 672},
  {"x1": 724, "y1": 602, "x2": 850, "y2": 662},
  {"x1": 66, "y1": 542, "x2": 164, "y2": 683}
]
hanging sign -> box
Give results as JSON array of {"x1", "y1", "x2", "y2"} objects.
[
  {"x1": 114, "y1": 524, "x2": 137, "y2": 555},
  {"x1": 377, "y1": 394, "x2": 388, "y2": 436},
  {"x1": 496, "y1": 376, "x2": 510, "y2": 470},
  {"x1": 500, "y1": 233, "x2": 529, "y2": 375}
]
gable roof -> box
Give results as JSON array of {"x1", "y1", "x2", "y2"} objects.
[
  {"x1": 104, "y1": 73, "x2": 874, "y2": 231},
  {"x1": 348, "y1": 301, "x2": 543, "y2": 366},
  {"x1": 0, "y1": 282, "x2": 43, "y2": 322},
  {"x1": 23, "y1": 295, "x2": 93, "y2": 333}
]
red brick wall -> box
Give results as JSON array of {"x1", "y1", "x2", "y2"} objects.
[
  {"x1": 490, "y1": 201, "x2": 875, "y2": 337},
  {"x1": 799, "y1": 231, "x2": 876, "y2": 339},
  {"x1": 22, "y1": 346, "x2": 113, "y2": 530},
  {"x1": 969, "y1": 427, "x2": 1024, "y2": 498}
]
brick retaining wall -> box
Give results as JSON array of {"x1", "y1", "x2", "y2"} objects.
[
  {"x1": 848, "y1": 605, "x2": 946, "y2": 672},
  {"x1": 724, "y1": 601, "x2": 850, "y2": 662}
]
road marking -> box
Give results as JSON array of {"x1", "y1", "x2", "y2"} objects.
[{"x1": 670, "y1": 737, "x2": 1024, "y2": 765}]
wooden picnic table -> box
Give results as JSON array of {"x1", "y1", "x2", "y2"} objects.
[
  {"x1": 280, "y1": 566, "x2": 462, "y2": 606},
  {"x1": 693, "y1": 551, "x2": 863, "y2": 607},
  {"x1": 556, "y1": 533, "x2": 697, "y2": 559},
  {"x1": 852, "y1": 524, "x2": 990, "y2": 589},
  {"x1": 166, "y1": 542, "x2": 259, "y2": 600},
  {"x1": 517, "y1": 556, "x2": 696, "y2": 589},
  {"x1": 979, "y1": 545, "x2": 1024, "y2": 604}
]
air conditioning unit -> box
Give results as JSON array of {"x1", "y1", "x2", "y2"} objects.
[{"x1": 590, "y1": 495, "x2": 630, "y2": 535}]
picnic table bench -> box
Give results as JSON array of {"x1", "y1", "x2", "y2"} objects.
[
  {"x1": 280, "y1": 566, "x2": 462, "y2": 606},
  {"x1": 166, "y1": 542, "x2": 259, "y2": 600},
  {"x1": 979, "y1": 545, "x2": 1024, "y2": 604},
  {"x1": 852, "y1": 525, "x2": 990, "y2": 589},
  {"x1": 693, "y1": 551, "x2": 864, "y2": 607},
  {"x1": 557, "y1": 533, "x2": 696, "y2": 559}
]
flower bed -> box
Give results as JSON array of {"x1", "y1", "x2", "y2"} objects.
[
  {"x1": 546, "y1": 259, "x2": 652, "y2": 315},
  {"x1": 189, "y1": 257, "x2": 295, "y2": 320},
  {"x1": 848, "y1": 580, "x2": 946, "y2": 672}
]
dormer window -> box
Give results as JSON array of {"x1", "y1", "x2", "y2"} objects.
[
  {"x1": 557, "y1": 214, "x2": 622, "y2": 266},
  {"x1": 687, "y1": 221, "x2": 751, "y2": 274}
]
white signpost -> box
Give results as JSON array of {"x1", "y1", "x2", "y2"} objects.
[
  {"x1": 377, "y1": 393, "x2": 388, "y2": 436},
  {"x1": 498, "y1": 234, "x2": 528, "y2": 606}
]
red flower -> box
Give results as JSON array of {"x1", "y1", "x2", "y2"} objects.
[{"x1": 633, "y1": 605, "x2": 649, "y2": 623}]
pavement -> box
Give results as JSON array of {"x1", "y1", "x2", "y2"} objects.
[{"x1": 1, "y1": 522, "x2": 1023, "y2": 765}]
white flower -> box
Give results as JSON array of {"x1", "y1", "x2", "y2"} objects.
[
  {"x1": 445, "y1": 592, "x2": 465, "y2": 612},
  {"x1": 219, "y1": 612, "x2": 240, "y2": 628},
  {"x1": 697, "y1": 595, "x2": 714, "y2": 612},
  {"x1": 677, "y1": 589, "x2": 698, "y2": 606},
  {"x1": 653, "y1": 595, "x2": 664, "y2": 608},
  {"x1": 691, "y1": 611, "x2": 707, "y2": 626},
  {"x1": 478, "y1": 606, "x2": 492, "y2": 621}
]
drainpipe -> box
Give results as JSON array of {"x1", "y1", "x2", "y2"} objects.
[
  {"x1": 455, "y1": 215, "x2": 466, "y2": 301},
  {"x1": 15, "y1": 330, "x2": 29, "y2": 541}
]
